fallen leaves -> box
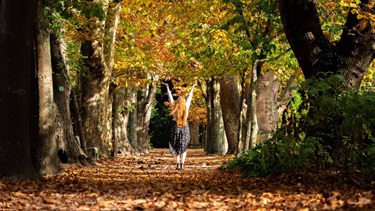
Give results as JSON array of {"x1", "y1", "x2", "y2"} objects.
[{"x1": 0, "y1": 148, "x2": 374, "y2": 210}]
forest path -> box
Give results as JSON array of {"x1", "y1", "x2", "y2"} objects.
[{"x1": 1, "y1": 148, "x2": 374, "y2": 210}]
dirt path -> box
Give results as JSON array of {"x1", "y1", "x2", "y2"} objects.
[{"x1": 0, "y1": 148, "x2": 374, "y2": 210}]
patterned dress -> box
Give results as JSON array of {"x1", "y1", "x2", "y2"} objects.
[
  {"x1": 165, "y1": 84, "x2": 196, "y2": 156},
  {"x1": 169, "y1": 121, "x2": 190, "y2": 155}
]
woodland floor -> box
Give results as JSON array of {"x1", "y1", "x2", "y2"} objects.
[{"x1": 0, "y1": 148, "x2": 375, "y2": 210}]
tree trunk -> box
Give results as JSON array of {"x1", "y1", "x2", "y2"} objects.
[
  {"x1": 219, "y1": 75, "x2": 240, "y2": 155},
  {"x1": 136, "y1": 90, "x2": 145, "y2": 153},
  {"x1": 113, "y1": 88, "x2": 135, "y2": 155},
  {"x1": 200, "y1": 124, "x2": 207, "y2": 151},
  {"x1": 189, "y1": 121, "x2": 200, "y2": 148},
  {"x1": 205, "y1": 78, "x2": 226, "y2": 155},
  {"x1": 277, "y1": 73, "x2": 297, "y2": 118},
  {"x1": 136, "y1": 80, "x2": 157, "y2": 154},
  {"x1": 128, "y1": 89, "x2": 138, "y2": 150},
  {"x1": 80, "y1": 42, "x2": 110, "y2": 158},
  {"x1": 256, "y1": 71, "x2": 279, "y2": 142},
  {"x1": 71, "y1": 89, "x2": 87, "y2": 154},
  {"x1": 80, "y1": 39, "x2": 107, "y2": 157},
  {"x1": 33, "y1": 2, "x2": 63, "y2": 176},
  {"x1": 241, "y1": 58, "x2": 271, "y2": 149},
  {"x1": 112, "y1": 88, "x2": 119, "y2": 158},
  {"x1": 278, "y1": 0, "x2": 375, "y2": 87},
  {"x1": 0, "y1": 0, "x2": 40, "y2": 179},
  {"x1": 103, "y1": 1, "x2": 122, "y2": 152},
  {"x1": 80, "y1": 0, "x2": 121, "y2": 158},
  {"x1": 278, "y1": 0, "x2": 338, "y2": 79},
  {"x1": 249, "y1": 61, "x2": 259, "y2": 148},
  {"x1": 104, "y1": 1, "x2": 121, "y2": 70},
  {"x1": 51, "y1": 33, "x2": 87, "y2": 164},
  {"x1": 337, "y1": 2, "x2": 375, "y2": 88}
]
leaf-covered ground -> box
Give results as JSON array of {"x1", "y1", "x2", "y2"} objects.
[{"x1": 0, "y1": 148, "x2": 374, "y2": 210}]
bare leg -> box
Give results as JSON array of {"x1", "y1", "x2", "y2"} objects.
[
  {"x1": 180, "y1": 151, "x2": 187, "y2": 169},
  {"x1": 176, "y1": 155, "x2": 181, "y2": 169},
  {"x1": 181, "y1": 151, "x2": 187, "y2": 163},
  {"x1": 176, "y1": 155, "x2": 180, "y2": 164}
]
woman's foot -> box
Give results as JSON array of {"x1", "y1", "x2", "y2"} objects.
[{"x1": 176, "y1": 163, "x2": 181, "y2": 170}]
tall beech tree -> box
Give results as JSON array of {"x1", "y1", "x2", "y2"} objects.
[
  {"x1": 279, "y1": 0, "x2": 375, "y2": 87},
  {"x1": 0, "y1": 0, "x2": 40, "y2": 179}
]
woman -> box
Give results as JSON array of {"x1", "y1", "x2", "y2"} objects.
[{"x1": 163, "y1": 82, "x2": 196, "y2": 170}]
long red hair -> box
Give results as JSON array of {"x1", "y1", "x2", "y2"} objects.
[{"x1": 170, "y1": 96, "x2": 187, "y2": 127}]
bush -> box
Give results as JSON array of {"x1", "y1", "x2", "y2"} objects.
[{"x1": 223, "y1": 74, "x2": 375, "y2": 180}]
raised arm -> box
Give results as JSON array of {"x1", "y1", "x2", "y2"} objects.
[
  {"x1": 163, "y1": 83, "x2": 174, "y2": 104},
  {"x1": 186, "y1": 84, "x2": 196, "y2": 109}
]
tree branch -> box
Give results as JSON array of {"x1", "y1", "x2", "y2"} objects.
[{"x1": 278, "y1": 0, "x2": 334, "y2": 79}]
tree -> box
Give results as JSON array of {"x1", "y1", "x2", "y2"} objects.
[
  {"x1": 279, "y1": 0, "x2": 375, "y2": 87},
  {"x1": 136, "y1": 80, "x2": 157, "y2": 153},
  {"x1": 33, "y1": 1, "x2": 64, "y2": 176},
  {"x1": 224, "y1": 0, "x2": 295, "y2": 151},
  {"x1": 112, "y1": 88, "x2": 135, "y2": 155},
  {"x1": 204, "y1": 78, "x2": 227, "y2": 155},
  {"x1": 113, "y1": 0, "x2": 300, "y2": 156},
  {"x1": 0, "y1": 0, "x2": 40, "y2": 179},
  {"x1": 51, "y1": 1, "x2": 94, "y2": 161},
  {"x1": 191, "y1": 0, "x2": 297, "y2": 153},
  {"x1": 79, "y1": 0, "x2": 122, "y2": 158},
  {"x1": 275, "y1": 0, "x2": 375, "y2": 169},
  {"x1": 51, "y1": 31, "x2": 87, "y2": 164},
  {"x1": 114, "y1": 1, "x2": 185, "y2": 153},
  {"x1": 127, "y1": 89, "x2": 138, "y2": 150},
  {"x1": 219, "y1": 75, "x2": 241, "y2": 154}
]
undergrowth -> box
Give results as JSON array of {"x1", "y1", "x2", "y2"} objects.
[{"x1": 222, "y1": 74, "x2": 375, "y2": 180}]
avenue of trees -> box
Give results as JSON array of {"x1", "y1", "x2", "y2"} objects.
[{"x1": 1, "y1": 0, "x2": 375, "y2": 179}]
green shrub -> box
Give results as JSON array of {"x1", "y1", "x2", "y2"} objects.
[{"x1": 223, "y1": 74, "x2": 375, "y2": 179}]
